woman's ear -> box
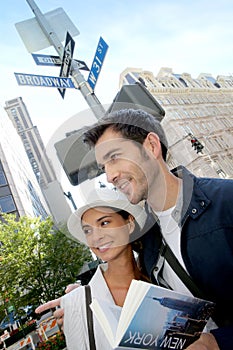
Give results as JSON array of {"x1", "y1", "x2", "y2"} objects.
[{"x1": 128, "y1": 215, "x2": 135, "y2": 235}]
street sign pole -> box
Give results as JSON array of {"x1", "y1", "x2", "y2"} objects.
[{"x1": 26, "y1": 0, "x2": 105, "y2": 119}]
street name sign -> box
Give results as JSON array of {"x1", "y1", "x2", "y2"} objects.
[
  {"x1": 31, "y1": 53, "x2": 89, "y2": 71},
  {"x1": 14, "y1": 72, "x2": 75, "y2": 89},
  {"x1": 32, "y1": 53, "x2": 61, "y2": 66},
  {"x1": 87, "y1": 36, "x2": 109, "y2": 91},
  {"x1": 58, "y1": 31, "x2": 75, "y2": 98}
]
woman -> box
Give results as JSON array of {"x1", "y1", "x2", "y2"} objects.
[{"x1": 61, "y1": 187, "x2": 148, "y2": 349}]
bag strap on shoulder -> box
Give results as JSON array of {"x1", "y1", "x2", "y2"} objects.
[
  {"x1": 160, "y1": 240, "x2": 207, "y2": 300},
  {"x1": 85, "y1": 285, "x2": 96, "y2": 350}
]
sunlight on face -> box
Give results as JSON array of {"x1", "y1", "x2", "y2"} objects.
[{"x1": 95, "y1": 129, "x2": 153, "y2": 204}]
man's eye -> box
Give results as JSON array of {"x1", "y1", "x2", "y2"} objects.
[
  {"x1": 110, "y1": 154, "x2": 119, "y2": 161},
  {"x1": 98, "y1": 164, "x2": 105, "y2": 172}
]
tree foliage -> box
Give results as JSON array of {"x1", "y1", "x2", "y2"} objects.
[{"x1": 0, "y1": 214, "x2": 92, "y2": 313}]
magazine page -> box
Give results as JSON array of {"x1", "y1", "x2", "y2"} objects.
[
  {"x1": 116, "y1": 281, "x2": 150, "y2": 339},
  {"x1": 118, "y1": 280, "x2": 215, "y2": 349}
]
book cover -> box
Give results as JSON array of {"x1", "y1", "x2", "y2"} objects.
[{"x1": 90, "y1": 279, "x2": 215, "y2": 349}]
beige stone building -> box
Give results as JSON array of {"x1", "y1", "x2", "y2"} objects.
[{"x1": 119, "y1": 67, "x2": 233, "y2": 179}]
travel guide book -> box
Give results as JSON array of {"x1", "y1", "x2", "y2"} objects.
[{"x1": 90, "y1": 279, "x2": 215, "y2": 349}]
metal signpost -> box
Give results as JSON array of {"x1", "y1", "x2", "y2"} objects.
[
  {"x1": 14, "y1": 0, "x2": 112, "y2": 187},
  {"x1": 16, "y1": 0, "x2": 106, "y2": 119}
]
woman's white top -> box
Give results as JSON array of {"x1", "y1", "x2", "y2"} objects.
[{"x1": 61, "y1": 264, "x2": 133, "y2": 350}]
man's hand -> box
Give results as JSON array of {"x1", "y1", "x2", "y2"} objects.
[
  {"x1": 186, "y1": 333, "x2": 220, "y2": 350},
  {"x1": 35, "y1": 283, "x2": 80, "y2": 330}
]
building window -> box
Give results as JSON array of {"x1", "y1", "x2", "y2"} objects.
[
  {"x1": 0, "y1": 171, "x2": 7, "y2": 186},
  {"x1": 0, "y1": 195, "x2": 16, "y2": 213}
]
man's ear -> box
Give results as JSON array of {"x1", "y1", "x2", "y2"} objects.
[{"x1": 143, "y1": 132, "x2": 161, "y2": 157}]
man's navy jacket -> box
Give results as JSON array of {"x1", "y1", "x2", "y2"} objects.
[{"x1": 139, "y1": 166, "x2": 233, "y2": 350}]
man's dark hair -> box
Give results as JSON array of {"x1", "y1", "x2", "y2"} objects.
[{"x1": 83, "y1": 109, "x2": 168, "y2": 160}]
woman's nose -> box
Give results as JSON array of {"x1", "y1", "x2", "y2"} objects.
[{"x1": 91, "y1": 227, "x2": 104, "y2": 243}]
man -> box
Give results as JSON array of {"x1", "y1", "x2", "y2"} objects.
[
  {"x1": 37, "y1": 109, "x2": 233, "y2": 350},
  {"x1": 82, "y1": 108, "x2": 233, "y2": 350}
]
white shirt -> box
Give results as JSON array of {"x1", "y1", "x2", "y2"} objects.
[
  {"x1": 61, "y1": 264, "x2": 134, "y2": 350},
  {"x1": 154, "y1": 207, "x2": 218, "y2": 332},
  {"x1": 155, "y1": 206, "x2": 193, "y2": 296}
]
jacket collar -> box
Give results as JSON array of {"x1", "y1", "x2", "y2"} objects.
[{"x1": 146, "y1": 166, "x2": 211, "y2": 227}]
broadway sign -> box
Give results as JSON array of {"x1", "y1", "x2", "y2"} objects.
[{"x1": 14, "y1": 72, "x2": 75, "y2": 89}]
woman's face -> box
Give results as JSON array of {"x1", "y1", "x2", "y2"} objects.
[{"x1": 81, "y1": 207, "x2": 134, "y2": 261}]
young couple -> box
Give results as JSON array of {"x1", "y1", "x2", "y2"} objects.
[{"x1": 36, "y1": 108, "x2": 233, "y2": 350}]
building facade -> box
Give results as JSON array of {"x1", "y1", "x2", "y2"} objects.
[
  {"x1": 120, "y1": 67, "x2": 233, "y2": 179},
  {"x1": 4, "y1": 97, "x2": 71, "y2": 224},
  {"x1": 4, "y1": 97, "x2": 56, "y2": 187},
  {"x1": 0, "y1": 107, "x2": 49, "y2": 219}
]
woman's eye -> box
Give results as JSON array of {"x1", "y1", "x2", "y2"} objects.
[
  {"x1": 101, "y1": 220, "x2": 110, "y2": 227},
  {"x1": 83, "y1": 228, "x2": 92, "y2": 235}
]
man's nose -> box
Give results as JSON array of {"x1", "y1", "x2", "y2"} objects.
[{"x1": 105, "y1": 163, "x2": 120, "y2": 184}]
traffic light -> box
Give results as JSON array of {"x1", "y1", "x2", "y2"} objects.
[
  {"x1": 190, "y1": 136, "x2": 204, "y2": 153},
  {"x1": 107, "y1": 82, "x2": 165, "y2": 121}
]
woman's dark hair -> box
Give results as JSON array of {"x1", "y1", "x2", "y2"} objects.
[
  {"x1": 110, "y1": 207, "x2": 140, "y2": 234},
  {"x1": 102, "y1": 206, "x2": 149, "y2": 281}
]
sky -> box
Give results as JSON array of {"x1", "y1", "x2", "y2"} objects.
[{"x1": 0, "y1": 0, "x2": 233, "y2": 202}]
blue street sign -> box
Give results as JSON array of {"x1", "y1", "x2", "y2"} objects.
[
  {"x1": 87, "y1": 36, "x2": 108, "y2": 91},
  {"x1": 14, "y1": 72, "x2": 75, "y2": 89},
  {"x1": 31, "y1": 53, "x2": 89, "y2": 71},
  {"x1": 32, "y1": 53, "x2": 61, "y2": 66}
]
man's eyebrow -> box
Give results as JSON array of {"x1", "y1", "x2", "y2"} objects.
[{"x1": 102, "y1": 148, "x2": 121, "y2": 161}]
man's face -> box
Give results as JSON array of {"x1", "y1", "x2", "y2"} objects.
[{"x1": 95, "y1": 128, "x2": 156, "y2": 204}]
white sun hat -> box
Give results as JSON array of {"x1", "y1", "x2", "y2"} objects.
[{"x1": 67, "y1": 188, "x2": 147, "y2": 244}]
